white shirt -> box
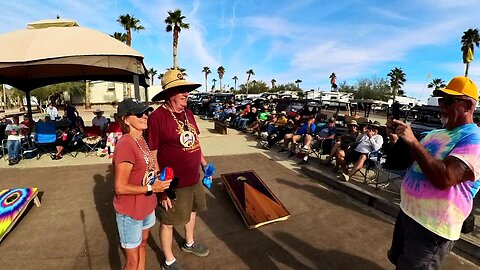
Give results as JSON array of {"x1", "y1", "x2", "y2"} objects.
[
  {"x1": 46, "y1": 107, "x2": 58, "y2": 120},
  {"x1": 92, "y1": 116, "x2": 109, "y2": 131},
  {"x1": 355, "y1": 133, "x2": 383, "y2": 154},
  {"x1": 5, "y1": 123, "x2": 27, "y2": 141}
]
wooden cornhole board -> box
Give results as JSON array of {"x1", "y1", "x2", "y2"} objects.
[
  {"x1": 0, "y1": 188, "x2": 41, "y2": 242},
  {"x1": 221, "y1": 170, "x2": 290, "y2": 229}
]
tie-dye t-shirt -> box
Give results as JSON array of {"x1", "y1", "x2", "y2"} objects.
[{"x1": 400, "y1": 123, "x2": 480, "y2": 240}]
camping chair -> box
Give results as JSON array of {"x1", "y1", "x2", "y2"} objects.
[
  {"x1": 64, "y1": 131, "x2": 82, "y2": 158},
  {"x1": 82, "y1": 126, "x2": 102, "y2": 156},
  {"x1": 363, "y1": 151, "x2": 407, "y2": 189},
  {"x1": 310, "y1": 138, "x2": 335, "y2": 159},
  {"x1": 34, "y1": 122, "x2": 57, "y2": 159}
]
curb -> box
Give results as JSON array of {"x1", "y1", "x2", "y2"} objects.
[{"x1": 301, "y1": 165, "x2": 480, "y2": 261}]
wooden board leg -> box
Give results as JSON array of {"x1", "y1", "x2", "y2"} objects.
[{"x1": 34, "y1": 196, "x2": 41, "y2": 207}]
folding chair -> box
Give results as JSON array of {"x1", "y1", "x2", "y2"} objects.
[
  {"x1": 363, "y1": 151, "x2": 406, "y2": 189},
  {"x1": 34, "y1": 122, "x2": 57, "y2": 159},
  {"x1": 82, "y1": 126, "x2": 102, "y2": 156},
  {"x1": 310, "y1": 138, "x2": 335, "y2": 159}
]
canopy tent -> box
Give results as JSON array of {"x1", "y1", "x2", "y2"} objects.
[{"x1": 0, "y1": 18, "x2": 149, "y2": 119}]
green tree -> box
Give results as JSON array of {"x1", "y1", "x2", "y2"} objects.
[
  {"x1": 337, "y1": 81, "x2": 355, "y2": 93},
  {"x1": 232, "y1": 76, "x2": 238, "y2": 91},
  {"x1": 427, "y1": 78, "x2": 446, "y2": 91},
  {"x1": 117, "y1": 14, "x2": 144, "y2": 47},
  {"x1": 271, "y1": 79, "x2": 276, "y2": 91},
  {"x1": 387, "y1": 67, "x2": 406, "y2": 104},
  {"x1": 202, "y1": 67, "x2": 211, "y2": 92},
  {"x1": 217, "y1": 66, "x2": 225, "y2": 91},
  {"x1": 167, "y1": 67, "x2": 187, "y2": 76},
  {"x1": 212, "y1": 78, "x2": 217, "y2": 91},
  {"x1": 238, "y1": 80, "x2": 268, "y2": 94},
  {"x1": 148, "y1": 68, "x2": 158, "y2": 86},
  {"x1": 295, "y1": 79, "x2": 302, "y2": 89},
  {"x1": 353, "y1": 76, "x2": 391, "y2": 101},
  {"x1": 111, "y1": 32, "x2": 127, "y2": 43},
  {"x1": 461, "y1": 28, "x2": 480, "y2": 77},
  {"x1": 165, "y1": 9, "x2": 190, "y2": 69},
  {"x1": 32, "y1": 82, "x2": 85, "y2": 105},
  {"x1": 246, "y1": 69, "x2": 255, "y2": 95}
]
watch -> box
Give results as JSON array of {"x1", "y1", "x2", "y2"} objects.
[{"x1": 146, "y1": 184, "x2": 153, "y2": 196}]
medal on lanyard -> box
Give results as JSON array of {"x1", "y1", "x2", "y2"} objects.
[{"x1": 180, "y1": 130, "x2": 195, "y2": 148}]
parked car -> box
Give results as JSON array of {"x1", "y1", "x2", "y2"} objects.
[
  {"x1": 188, "y1": 93, "x2": 211, "y2": 115},
  {"x1": 405, "y1": 105, "x2": 442, "y2": 138}
]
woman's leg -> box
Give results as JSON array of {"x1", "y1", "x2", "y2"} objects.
[{"x1": 137, "y1": 229, "x2": 150, "y2": 270}]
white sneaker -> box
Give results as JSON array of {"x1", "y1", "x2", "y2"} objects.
[
  {"x1": 260, "y1": 132, "x2": 268, "y2": 139},
  {"x1": 342, "y1": 173, "x2": 350, "y2": 182}
]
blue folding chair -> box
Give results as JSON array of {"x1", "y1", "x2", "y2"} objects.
[{"x1": 34, "y1": 122, "x2": 57, "y2": 159}]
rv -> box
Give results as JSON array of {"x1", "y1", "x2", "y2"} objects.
[{"x1": 320, "y1": 92, "x2": 353, "y2": 109}]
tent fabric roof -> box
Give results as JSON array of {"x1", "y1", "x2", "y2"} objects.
[{"x1": 0, "y1": 18, "x2": 148, "y2": 89}]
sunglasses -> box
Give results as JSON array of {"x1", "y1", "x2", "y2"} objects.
[
  {"x1": 438, "y1": 97, "x2": 470, "y2": 106},
  {"x1": 128, "y1": 111, "x2": 150, "y2": 118}
]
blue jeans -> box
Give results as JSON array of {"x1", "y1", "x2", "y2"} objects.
[
  {"x1": 116, "y1": 211, "x2": 156, "y2": 249},
  {"x1": 7, "y1": 140, "x2": 20, "y2": 160}
]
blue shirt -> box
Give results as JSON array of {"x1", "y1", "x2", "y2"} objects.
[{"x1": 296, "y1": 122, "x2": 316, "y2": 135}]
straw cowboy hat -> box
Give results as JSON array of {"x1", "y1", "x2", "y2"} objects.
[
  {"x1": 151, "y1": 69, "x2": 202, "y2": 101},
  {"x1": 348, "y1": 120, "x2": 358, "y2": 126},
  {"x1": 369, "y1": 120, "x2": 382, "y2": 129}
]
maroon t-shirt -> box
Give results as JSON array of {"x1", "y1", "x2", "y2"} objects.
[
  {"x1": 147, "y1": 106, "x2": 201, "y2": 188},
  {"x1": 112, "y1": 135, "x2": 157, "y2": 220}
]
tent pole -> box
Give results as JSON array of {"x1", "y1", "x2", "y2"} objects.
[
  {"x1": 133, "y1": 75, "x2": 140, "y2": 100},
  {"x1": 25, "y1": 89, "x2": 33, "y2": 121}
]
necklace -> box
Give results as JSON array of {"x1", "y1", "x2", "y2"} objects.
[
  {"x1": 162, "y1": 103, "x2": 197, "y2": 148},
  {"x1": 129, "y1": 134, "x2": 156, "y2": 170}
]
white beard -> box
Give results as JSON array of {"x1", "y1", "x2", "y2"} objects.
[{"x1": 440, "y1": 116, "x2": 448, "y2": 127}]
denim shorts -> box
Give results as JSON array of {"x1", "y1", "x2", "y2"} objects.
[{"x1": 116, "y1": 211, "x2": 156, "y2": 249}]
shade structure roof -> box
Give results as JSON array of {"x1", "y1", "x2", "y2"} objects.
[{"x1": 0, "y1": 18, "x2": 148, "y2": 90}]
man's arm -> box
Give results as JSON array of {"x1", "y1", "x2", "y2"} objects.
[{"x1": 394, "y1": 120, "x2": 474, "y2": 190}]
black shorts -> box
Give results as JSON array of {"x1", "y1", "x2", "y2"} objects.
[
  {"x1": 345, "y1": 149, "x2": 362, "y2": 163},
  {"x1": 388, "y1": 211, "x2": 456, "y2": 269}
]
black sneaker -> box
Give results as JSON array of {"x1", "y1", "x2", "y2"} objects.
[
  {"x1": 180, "y1": 241, "x2": 209, "y2": 257},
  {"x1": 288, "y1": 151, "x2": 296, "y2": 158},
  {"x1": 162, "y1": 261, "x2": 184, "y2": 270},
  {"x1": 278, "y1": 148, "x2": 287, "y2": 153},
  {"x1": 8, "y1": 159, "x2": 15, "y2": 166}
]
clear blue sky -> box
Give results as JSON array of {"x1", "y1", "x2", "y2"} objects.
[{"x1": 1, "y1": 0, "x2": 480, "y2": 102}]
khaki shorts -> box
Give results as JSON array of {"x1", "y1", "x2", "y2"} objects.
[{"x1": 158, "y1": 180, "x2": 207, "y2": 225}]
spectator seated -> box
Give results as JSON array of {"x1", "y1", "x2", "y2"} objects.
[{"x1": 301, "y1": 117, "x2": 337, "y2": 164}]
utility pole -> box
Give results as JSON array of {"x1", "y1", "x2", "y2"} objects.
[{"x1": 2, "y1": 84, "x2": 6, "y2": 110}]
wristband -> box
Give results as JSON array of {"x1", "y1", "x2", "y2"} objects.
[{"x1": 146, "y1": 184, "x2": 153, "y2": 196}]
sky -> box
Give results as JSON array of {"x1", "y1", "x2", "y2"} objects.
[{"x1": 1, "y1": 0, "x2": 480, "y2": 102}]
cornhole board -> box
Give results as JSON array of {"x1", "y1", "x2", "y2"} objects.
[
  {"x1": 0, "y1": 188, "x2": 41, "y2": 242},
  {"x1": 221, "y1": 170, "x2": 290, "y2": 229}
]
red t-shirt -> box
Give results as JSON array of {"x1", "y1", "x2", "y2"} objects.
[
  {"x1": 112, "y1": 135, "x2": 157, "y2": 220},
  {"x1": 147, "y1": 106, "x2": 201, "y2": 188}
]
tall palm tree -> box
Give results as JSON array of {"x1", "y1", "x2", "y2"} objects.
[
  {"x1": 167, "y1": 67, "x2": 187, "y2": 76},
  {"x1": 271, "y1": 79, "x2": 276, "y2": 91},
  {"x1": 117, "y1": 14, "x2": 144, "y2": 47},
  {"x1": 387, "y1": 67, "x2": 406, "y2": 104},
  {"x1": 427, "y1": 78, "x2": 446, "y2": 90},
  {"x1": 165, "y1": 9, "x2": 190, "y2": 69},
  {"x1": 232, "y1": 76, "x2": 238, "y2": 91},
  {"x1": 246, "y1": 69, "x2": 255, "y2": 95},
  {"x1": 111, "y1": 32, "x2": 127, "y2": 43},
  {"x1": 148, "y1": 68, "x2": 158, "y2": 86},
  {"x1": 217, "y1": 66, "x2": 225, "y2": 92},
  {"x1": 212, "y1": 78, "x2": 217, "y2": 91},
  {"x1": 117, "y1": 14, "x2": 144, "y2": 99},
  {"x1": 461, "y1": 28, "x2": 480, "y2": 77},
  {"x1": 295, "y1": 79, "x2": 302, "y2": 89},
  {"x1": 202, "y1": 67, "x2": 211, "y2": 92},
  {"x1": 157, "y1": 73, "x2": 164, "y2": 81}
]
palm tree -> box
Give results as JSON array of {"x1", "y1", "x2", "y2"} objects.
[
  {"x1": 217, "y1": 66, "x2": 225, "y2": 92},
  {"x1": 111, "y1": 32, "x2": 127, "y2": 43},
  {"x1": 427, "y1": 78, "x2": 446, "y2": 90},
  {"x1": 165, "y1": 9, "x2": 190, "y2": 69},
  {"x1": 167, "y1": 67, "x2": 187, "y2": 76},
  {"x1": 148, "y1": 68, "x2": 158, "y2": 86},
  {"x1": 232, "y1": 76, "x2": 238, "y2": 91},
  {"x1": 295, "y1": 79, "x2": 302, "y2": 89},
  {"x1": 271, "y1": 79, "x2": 276, "y2": 91},
  {"x1": 201, "y1": 67, "x2": 211, "y2": 92},
  {"x1": 387, "y1": 67, "x2": 406, "y2": 104},
  {"x1": 212, "y1": 78, "x2": 217, "y2": 91},
  {"x1": 117, "y1": 14, "x2": 144, "y2": 47},
  {"x1": 117, "y1": 14, "x2": 144, "y2": 99},
  {"x1": 461, "y1": 28, "x2": 480, "y2": 77},
  {"x1": 246, "y1": 69, "x2": 255, "y2": 95},
  {"x1": 157, "y1": 73, "x2": 164, "y2": 81}
]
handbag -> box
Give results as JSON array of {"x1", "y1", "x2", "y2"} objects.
[{"x1": 461, "y1": 213, "x2": 475, "y2": 234}]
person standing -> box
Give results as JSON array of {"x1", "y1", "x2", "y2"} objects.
[
  {"x1": 64, "y1": 101, "x2": 79, "y2": 127},
  {"x1": 388, "y1": 76, "x2": 480, "y2": 269},
  {"x1": 113, "y1": 98, "x2": 172, "y2": 270},
  {"x1": 46, "y1": 103, "x2": 58, "y2": 120},
  {"x1": 147, "y1": 69, "x2": 210, "y2": 270}
]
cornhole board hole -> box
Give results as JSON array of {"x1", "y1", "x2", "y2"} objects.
[
  {"x1": 0, "y1": 188, "x2": 41, "y2": 242},
  {"x1": 221, "y1": 170, "x2": 290, "y2": 229}
]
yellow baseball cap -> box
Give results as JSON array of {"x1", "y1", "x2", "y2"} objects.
[{"x1": 433, "y1": 76, "x2": 478, "y2": 101}]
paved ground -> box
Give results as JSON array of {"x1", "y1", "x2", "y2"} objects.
[{"x1": 0, "y1": 115, "x2": 478, "y2": 269}]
